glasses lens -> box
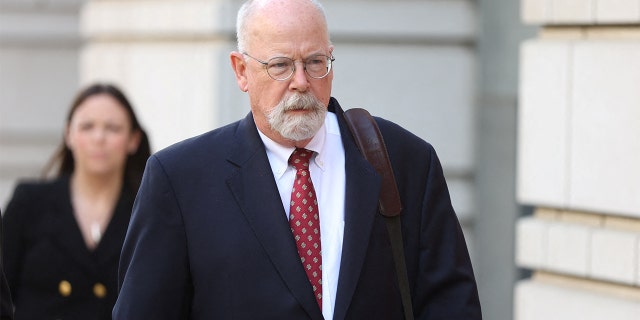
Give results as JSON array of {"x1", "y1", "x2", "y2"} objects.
[
  {"x1": 262, "y1": 55, "x2": 333, "y2": 80},
  {"x1": 266, "y1": 57, "x2": 294, "y2": 80},
  {"x1": 305, "y1": 55, "x2": 332, "y2": 79}
]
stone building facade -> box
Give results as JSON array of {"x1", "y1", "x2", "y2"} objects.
[
  {"x1": 4, "y1": 0, "x2": 603, "y2": 319},
  {"x1": 516, "y1": 0, "x2": 640, "y2": 318}
]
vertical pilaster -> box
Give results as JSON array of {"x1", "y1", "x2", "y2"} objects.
[{"x1": 517, "y1": 0, "x2": 640, "y2": 318}]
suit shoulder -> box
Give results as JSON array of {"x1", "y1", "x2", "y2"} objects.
[
  {"x1": 373, "y1": 116, "x2": 435, "y2": 154},
  {"x1": 3, "y1": 177, "x2": 67, "y2": 222},
  {"x1": 369, "y1": 116, "x2": 445, "y2": 177},
  {"x1": 150, "y1": 120, "x2": 242, "y2": 169},
  {"x1": 9, "y1": 177, "x2": 66, "y2": 200},
  {"x1": 158, "y1": 120, "x2": 240, "y2": 154}
]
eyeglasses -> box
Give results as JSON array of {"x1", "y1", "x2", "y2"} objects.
[{"x1": 243, "y1": 52, "x2": 335, "y2": 81}]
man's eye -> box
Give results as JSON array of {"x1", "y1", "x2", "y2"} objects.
[
  {"x1": 269, "y1": 61, "x2": 291, "y2": 69},
  {"x1": 307, "y1": 58, "x2": 324, "y2": 66}
]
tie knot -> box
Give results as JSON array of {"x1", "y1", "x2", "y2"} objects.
[{"x1": 289, "y1": 148, "x2": 313, "y2": 170}]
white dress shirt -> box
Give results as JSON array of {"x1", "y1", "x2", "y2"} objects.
[{"x1": 258, "y1": 112, "x2": 346, "y2": 320}]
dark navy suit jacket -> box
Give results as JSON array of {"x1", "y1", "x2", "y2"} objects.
[{"x1": 113, "y1": 98, "x2": 481, "y2": 319}]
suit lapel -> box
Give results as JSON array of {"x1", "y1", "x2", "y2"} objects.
[
  {"x1": 225, "y1": 113, "x2": 323, "y2": 319},
  {"x1": 224, "y1": 103, "x2": 382, "y2": 320},
  {"x1": 331, "y1": 101, "x2": 382, "y2": 320}
]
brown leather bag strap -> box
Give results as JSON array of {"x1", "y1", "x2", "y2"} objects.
[
  {"x1": 343, "y1": 108, "x2": 414, "y2": 320},
  {"x1": 343, "y1": 108, "x2": 402, "y2": 217}
]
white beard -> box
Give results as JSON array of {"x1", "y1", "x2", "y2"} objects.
[{"x1": 267, "y1": 93, "x2": 327, "y2": 141}]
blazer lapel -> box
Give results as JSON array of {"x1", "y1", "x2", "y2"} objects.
[
  {"x1": 47, "y1": 177, "x2": 97, "y2": 276},
  {"x1": 48, "y1": 178, "x2": 133, "y2": 276},
  {"x1": 225, "y1": 113, "x2": 323, "y2": 319},
  {"x1": 331, "y1": 100, "x2": 382, "y2": 320},
  {"x1": 94, "y1": 189, "x2": 133, "y2": 265}
]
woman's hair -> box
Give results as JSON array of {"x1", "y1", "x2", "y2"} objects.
[{"x1": 43, "y1": 83, "x2": 152, "y2": 194}]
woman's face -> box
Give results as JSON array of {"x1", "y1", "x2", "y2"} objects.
[{"x1": 65, "y1": 93, "x2": 140, "y2": 178}]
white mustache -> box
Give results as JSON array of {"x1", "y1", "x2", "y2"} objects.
[{"x1": 282, "y1": 94, "x2": 319, "y2": 111}]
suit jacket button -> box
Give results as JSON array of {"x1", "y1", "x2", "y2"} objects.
[
  {"x1": 93, "y1": 282, "x2": 107, "y2": 298},
  {"x1": 58, "y1": 280, "x2": 72, "y2": 297}
]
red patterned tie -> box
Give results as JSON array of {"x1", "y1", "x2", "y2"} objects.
[{"x1": 289, "y1": 148, "x2": 322, "y2": 309}]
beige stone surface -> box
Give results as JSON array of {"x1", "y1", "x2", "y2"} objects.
[
  {"x1": 586, "y1": 27, "x2": 640, "y2": 40},
  {"x1": 534, "y1": 271, "x2": 640, "y2": 301},
  {"x1": 605, "y1": 215, "x2": 640, "y2": 232},
  {"x1": 595, "y1": 0, "x2": 640, "y2": 23},
  {"x1": 552, "y1": 0, "x2": 594, "y2": 24},
  {"x1": 570, "y1": 41, "x2": 640, "y2": 218},
  {"x1": 517, "y1": 40, "x2": 571, "y2": 208},
  {"x1": 539, "y1": 27, "x2": 586, "y2": 40},
  {"x1": 535, "y1": 207, "x2": 561, "y2": 220},
  {"x1": 516, "y1": 276, "x2": 640, "y2": 320},
  {"x1": 558, "y1": 210, "x2": 604, "y2": 227},
  {"x1": 590, "y1": 229, "x2": 639, "y2": 284}
]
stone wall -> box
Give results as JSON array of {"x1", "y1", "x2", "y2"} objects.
[{"x1": 516, "y1": 0, "x2": 640, "y2": 318}]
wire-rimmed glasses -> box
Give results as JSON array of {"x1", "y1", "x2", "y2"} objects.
[{"x1": 243, "y1": 52, "x2": 335, "y2": 81}]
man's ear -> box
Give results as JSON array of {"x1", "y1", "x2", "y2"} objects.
[{"x1": 230, "y1": 52, "x2": 249, "y2": 92}]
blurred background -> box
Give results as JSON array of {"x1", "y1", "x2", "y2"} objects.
[{"x1": 1, "y1": 1, "x2": 639, "y2": 319}]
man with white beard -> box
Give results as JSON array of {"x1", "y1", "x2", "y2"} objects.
[{"x1": 113, "y1": 0, "x2": 482, "y2": 319}]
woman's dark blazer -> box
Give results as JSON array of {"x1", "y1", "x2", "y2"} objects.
[
  {"x1": 2, "y1": 176, "x2": 133, "y2": 320},
  {"x1": 1, "y1": 213, "x2": 15, "y2": 320}
]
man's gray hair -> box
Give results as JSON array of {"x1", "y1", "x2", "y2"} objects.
[{"x1": 236, "y1": 0, "x2": 329, "y2": 52}]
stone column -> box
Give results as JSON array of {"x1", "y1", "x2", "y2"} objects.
[{"x1": 516, "y1": 0, "x2": 640, "y2": 319}]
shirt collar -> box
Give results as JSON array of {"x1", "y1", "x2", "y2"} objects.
[{"x1": 258, "y1": 120, "x2": 328, "y2": 179}]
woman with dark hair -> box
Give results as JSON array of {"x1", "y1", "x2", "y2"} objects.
[{"x1": 2, "y1": 83, "x2": 151, "y2": 319}]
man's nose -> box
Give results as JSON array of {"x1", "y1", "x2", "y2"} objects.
[{"x1": 289, "y1": 61, "x2": 310, "y2": 91}]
